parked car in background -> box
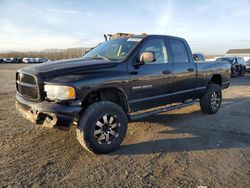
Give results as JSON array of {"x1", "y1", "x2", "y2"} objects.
[
  {"x1": 22, "y1": 58, "x2": 31, "y2": 63},
  {"x1": 246, "y1": 59, "x2": 250, "y2": 73},
  {"x1": 0, "y1": 57, "x2": 49, "y2": 64},
  {"x1": 22, "y1": 58, "x2": 49, "y2": 63},
  {"x1": 36, "y1": 58, "x2": 43, "y2": 63},
  {"x1": 2, "y1": 58, "x2": 15, "y2": 63},
  {"x1": 193, "y1": 53, "x2": 205, "y2": 62},
  {"x1": 36, "y1": 58, "x2": 49, "y2": 63},
  {"x1": 15, "y1": 58, "x2": 23, "y2": 63},
  {"x1": 43, "y1": 58, "x2": 49, "y2": 63},
  {"x1": 22, "y1": 58, "x2": 37, "y2": 63},
  {"x1": 216, "y1": 57, "x2": 246, "y2": 77}
]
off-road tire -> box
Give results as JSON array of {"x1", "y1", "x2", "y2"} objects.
[
  {"x1": 76, "y1": 101, "x2": 128, "y2": 154},
  {"x1": 200, "y1": 84, "x2": 222, "y2": 114}
]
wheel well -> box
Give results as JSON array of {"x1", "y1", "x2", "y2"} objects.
[
  {"x1": 82, "y1": 88, "x2": 129, "y2": 113},
  {"x1": 209, "y1": 74, "x2": 222, "y2": 86}
]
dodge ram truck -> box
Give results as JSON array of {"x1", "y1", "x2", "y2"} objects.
[{"x1": 15, "y1": 34, "x2": 231, "y2": 154}]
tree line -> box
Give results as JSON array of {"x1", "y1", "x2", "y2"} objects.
[{"x1": 0, "y1": 47, "x2": 91, "y2": 61}]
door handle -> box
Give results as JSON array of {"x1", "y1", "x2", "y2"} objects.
[
  {"x1": 162, "y1": 70, "x2": 172, "y2": 74},
  {"x1": 188, "y1": 68, "x2": 194, "y2": 72}
]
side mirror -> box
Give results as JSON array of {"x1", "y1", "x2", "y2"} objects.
[
  {"x1": 193, "y1": 55, "x2": 198, "y2": 61},
  {"x1": 140, "y1": 51, "x2": 155, "y2": 63}
]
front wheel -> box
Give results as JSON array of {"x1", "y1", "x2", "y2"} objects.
[
  {"x1": 76, "y1": 101, "x2": 128, "y2": 154},
  {"x1": 200, "y1": 84, "x2": 222, "y2": 114}
]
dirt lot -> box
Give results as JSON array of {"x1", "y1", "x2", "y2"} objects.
[{"x1": 0, "y1": 64, "x2": 249, "y2": 187}]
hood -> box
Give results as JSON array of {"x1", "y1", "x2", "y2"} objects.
[{"x1": 21, "y1": 58, "x2": 119, "y2": 78}]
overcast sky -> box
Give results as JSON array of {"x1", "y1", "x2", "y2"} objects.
[{"x1": 0, "y1": 0, "x2": 250, "y2": 54}]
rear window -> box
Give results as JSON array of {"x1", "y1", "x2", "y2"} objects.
[{"x1": 170, "y1": 39, "x2": 189, "y2": 63}]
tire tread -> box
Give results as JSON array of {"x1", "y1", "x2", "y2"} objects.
[
  {"x1": 76, "y1": 101, "x2": 127, "y2": 154},
  {"x1": 200, "y1": 84, "x2": 222, "y2": 114}
]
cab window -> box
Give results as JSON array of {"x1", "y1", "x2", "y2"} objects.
[
  {"x1": 170, "y1": 39, "x2": 189, "y2": 63},
  {"x1": 140, "y1": 39, "x2": 168, "y2": 64}
]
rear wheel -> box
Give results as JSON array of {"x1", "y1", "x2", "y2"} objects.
[
  {"x1": 76, "y1": 101, "x2": 128, "y2": 154},
  {"x1": 200, "y1": 84, "x2": 222, "y2": 114}
]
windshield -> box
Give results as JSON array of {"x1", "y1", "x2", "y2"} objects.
[{"x1": 83, "y1": 38, "x2": 142, "y2": 61}]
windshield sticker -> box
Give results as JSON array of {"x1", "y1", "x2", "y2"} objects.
[{"x1": 127, "y1": 38, "x2": 142, "y2": 42}]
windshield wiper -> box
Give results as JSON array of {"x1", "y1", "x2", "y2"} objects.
[{"x1": 86, "y1": 55, "x2": 110, "y2": 61}]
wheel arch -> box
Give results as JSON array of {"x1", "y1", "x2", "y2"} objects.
[
  {"x1": 208, "y1": 74, "x2": 222, "y2": 87},
  {"x1": 81, "y1": 87, "x2": 130, "y2": 114}
]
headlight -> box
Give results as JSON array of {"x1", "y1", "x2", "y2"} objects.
[{"x1": 44, "y1": 85, "x2": 76, "y2": 100}]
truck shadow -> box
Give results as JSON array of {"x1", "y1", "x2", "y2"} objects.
[
  {"x1": 229, "y1": 74, "x2": 250, "y2": 86},
  {"x1": 113, "y1": 98, "x2": 250, "y2": 155}
]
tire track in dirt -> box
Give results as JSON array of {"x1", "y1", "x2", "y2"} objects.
[{"x1": 57, "y1": 148, "x2": 82, "y2": 179}]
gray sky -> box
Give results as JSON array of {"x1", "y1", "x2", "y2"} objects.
[{"x1": 0, "y1": 0, "x2": 250, "y2": 54}]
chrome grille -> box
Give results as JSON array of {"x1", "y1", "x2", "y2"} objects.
[
  {"x1": 21, "y1": 74, "x2": 36, "y2": 85},
  {"x1": 16, "y1": 72, "x2": 39, "y2": 100}
]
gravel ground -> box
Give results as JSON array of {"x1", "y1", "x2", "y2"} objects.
[{"x1": 0, "y1": 64, "x2": 250, "y2": 187}]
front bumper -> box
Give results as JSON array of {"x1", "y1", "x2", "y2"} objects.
[{"x1": 15, "y1": 94, "x2": 82, "y2": 129}]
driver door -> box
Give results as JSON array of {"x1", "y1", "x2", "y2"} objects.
[{"x1": 128, "y1": 38, "x2": 173, "y2": 111}]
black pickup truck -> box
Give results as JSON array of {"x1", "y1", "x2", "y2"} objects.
[{"x1": 16, "y1": 34, "x2": 230, "y2": 154}]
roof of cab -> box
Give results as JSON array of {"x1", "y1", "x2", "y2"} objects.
[
  {"x1": 127, "y1": 35, "x2": 187, "y2": 44},
  {"x1": 108, "y1": 33, "x2": 185, "y2": 41}
]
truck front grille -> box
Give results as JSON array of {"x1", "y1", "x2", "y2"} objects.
[{"x1": 16, "y1": 72, "x2": 39, "y2": 100}]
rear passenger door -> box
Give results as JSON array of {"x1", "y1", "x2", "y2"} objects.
[{"x1": 169, "y1": 39, "x2": 196, "y2": 102}]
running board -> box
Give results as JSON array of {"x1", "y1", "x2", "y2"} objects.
[{"x1": 129, "y1": 100, "x2": 197, "y2": 121}]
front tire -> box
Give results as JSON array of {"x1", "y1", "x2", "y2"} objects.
[
  {"x1": 200, "y1": 84, "x2": 222, "y2": 114},
  {"x1": 76, "y1": 101, "x2": 128, "y2": 154}
]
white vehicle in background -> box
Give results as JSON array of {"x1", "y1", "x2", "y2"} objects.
[
  {"x1": 23, "y1": 58, "x2": 49, "y2": 63},
  {"x1": 3, "y1": 58, "x2": 15, "y2": 63},
  {"x1": 22, "y1": 58, "x2": 37, "y2": 63},
  {"x1": 35, "y1": 58, "x2": 42, "y2": 63}
]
